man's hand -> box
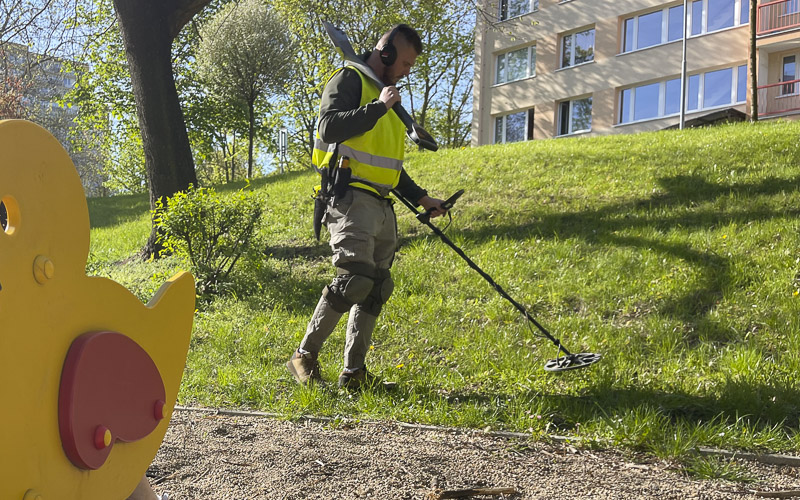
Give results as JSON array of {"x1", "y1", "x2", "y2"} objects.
[
  {"x1": 418, "y1": 195, "x2": 447, "y2": 218},
  {"x1": 379, "y1": 85, "x2": 401, "y2": 110}
]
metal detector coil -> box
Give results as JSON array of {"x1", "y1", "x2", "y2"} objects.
[
  {"x1": 392, "y1": 188, "x2": 602, "y2": 373},
  {"x1": 544, "y1": 352, "x2": 602, "y2": 372}
]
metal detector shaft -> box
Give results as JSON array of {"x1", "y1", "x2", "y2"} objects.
[{"x1": 391, "y1": 190, "x2": 571, "y2": 356}]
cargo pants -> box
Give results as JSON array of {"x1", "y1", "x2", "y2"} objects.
[{"x1": 299, "y1": 188, "x2": 397, "y2": 370}]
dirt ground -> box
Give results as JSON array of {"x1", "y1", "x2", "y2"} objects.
[{"x1": 147, "y1": 408, "x2": 800, "y2": 500}]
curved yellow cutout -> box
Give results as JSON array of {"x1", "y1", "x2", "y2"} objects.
[{"x1": 0, "y1": 120, "x2": 195, "y2": 500}]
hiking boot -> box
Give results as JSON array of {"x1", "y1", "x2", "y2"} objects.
[
  {"x1": 286, "y1": 350, "x2": 324, "y2": 385},
  {"x1": 338, "y1": 366, "x2": 395, "y2": 390}
]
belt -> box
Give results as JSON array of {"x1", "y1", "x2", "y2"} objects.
[{"x1": 351, "y1": 186, "x2": 393, "y2": 203}]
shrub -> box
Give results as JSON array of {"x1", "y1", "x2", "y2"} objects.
[{"x1": 155, "y1": 184, "x2": 264, "y2": 297}]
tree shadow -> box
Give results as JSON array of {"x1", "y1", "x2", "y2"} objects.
[
  {"x1": 236, "y1": 256, "x2": 330, "y2": 314},
  {"x1": 264, "y1": 241, "x2": 329, "y2": 262},
  {"x1": 377, "y1": 172, "x2": 800, "y2": 437},
  {"x1": 391, "y1": 375, "x2": 800, "y2": 439},
  {"x1": 87, "y1": 192, "x2": 150, "y2": 229},
  {"x1": 398, "y1": 172, "x2": 800, "y2": 344},
  {"x1": 85, "y1": 171, "x2": 312, "y2": 230}
]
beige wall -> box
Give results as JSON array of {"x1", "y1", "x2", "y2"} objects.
[
  {"x1": 473, "y1": 0, "x2": 751, "y2": 145},
  {"x1": 760, "y1": 40, "x2": 800, "y2": 84},
  {"x1": 756, "y1": 27, "x2": 800, "y2": 88}
]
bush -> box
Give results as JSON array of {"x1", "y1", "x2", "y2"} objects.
[{"x1": 155, "y1": 184, "x2": 264, "y2": 297}]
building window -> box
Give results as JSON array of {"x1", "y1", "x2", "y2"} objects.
[
  {"x1": 782, "y1": 55, "x2": 796, "y2": 95},
  {"x1": 560, "y1": 27, "x2": 595, "y2": 68},
  {"x1": 622, "y1": 5, "x2": 685, "y2": 53},
  {"x1": 737, "y1": 65, "x2": 747, "y2": 101},
  {"x1": 690, "y1": 1, "x2": 703, "y2": 35},
  {"x1": 619, "y1": 64, "x2": 747, "y2": 123},
  {"x1": 665, "y1": 79, "x2": 683, "y2": 115},
  {"x1": 635, "y1": 83, "x2": 661, "y2": 121},
  {"x1": 703, "y1": 67, "x2": 734, "y2": 107},
  {"x1": 690, "y1": 0, "x2": 748, "y2": 36},
  {"x1": 668, "y1": 5, "x2": 685, "y2": 40},
  {"x1": 499, "y1": 0, "x2": 539, "y2": 21},
  {"x1": 558, "y1": 97, "x2": 592, "y2": 136},
  {"x1": 494, "y1": 109, "x2": 535, "y2": 143},
  {"x1": 495, "y1": 45, "x2": 536, "y2": 84},
  {"x1": 620, "y1": 83, "x2": 674, "y2": 123}
]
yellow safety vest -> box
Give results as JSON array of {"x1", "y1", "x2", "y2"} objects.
[{"x1": 312, "y1": 65, "x2": 406, "y2": 198}]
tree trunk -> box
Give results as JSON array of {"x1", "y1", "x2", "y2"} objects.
[
  {"x1": 247, "y1": 99, "x2": 255, "y2": 179},
  {"x1": 220, "y1": 133, "x2": 230, "y2": 182},
  {"x1": 231, "y1": 132, "x2": 237, "y2": 181},
  {"x1": 112, "y1": 0, "x2": 209, "y2": 257}
]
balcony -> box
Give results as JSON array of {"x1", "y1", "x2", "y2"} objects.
[
  {"x1": 757, "y1": 0, "x2": 800, "y2": 36},
  {"x1": 757, "y1": 78, "x2": 800, "y2": 116}
]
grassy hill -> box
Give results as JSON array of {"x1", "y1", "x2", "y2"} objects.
[{"x1": 88, "y1": 120, "x2": 800, "y2": 470}]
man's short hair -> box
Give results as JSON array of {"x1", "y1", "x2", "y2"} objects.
[{"x1": 391, "y1": 24, "x2": 423, "y2": 55}]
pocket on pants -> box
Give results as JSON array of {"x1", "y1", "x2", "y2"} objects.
[{"x1": 324, "y1": 189, "x2": 354, "y2": 226}]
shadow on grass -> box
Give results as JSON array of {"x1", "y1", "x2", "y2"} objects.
[
  {"x1": 233, "y1": 260, "x2": 330, "y2": 314},
  {"x1": 264, "y1": 242, "x2": 329, "y2": 262},
  {"x1": 87, "y1": 191, "x2": 150, "y2": 229},
  {"x1": 399, "y1": 172, "x2": 800, "y2": 341},
  {"x1": 85, "y1": 170, "x2": 312, "y2": 230},
  {"x1": 389, "y1": 376, "x2": 800, "y2": 441},
  {"x1": 381, "y1": 173, "x2": 800, "y2": 438},
  {"x1": 578, "y1": 379, "x2": 800, "y2": 427}
]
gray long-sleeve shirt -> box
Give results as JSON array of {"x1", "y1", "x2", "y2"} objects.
[{"x1": 318, "y1": 61, "x2": 428, "y2": 204}]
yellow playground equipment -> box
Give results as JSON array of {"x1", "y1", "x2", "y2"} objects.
[{"x1": 0, "y1": 120, "x2": 195, "y2": 500}]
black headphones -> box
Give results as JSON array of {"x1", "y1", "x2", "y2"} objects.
[{"x1": 378, "y1": 26, "x2": 400, "y2": 66}]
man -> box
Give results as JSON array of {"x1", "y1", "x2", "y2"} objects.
[{"x1": 287, "y1": 24, "x2": 446, "y2": 389}]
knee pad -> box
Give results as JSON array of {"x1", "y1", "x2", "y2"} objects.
[
  {"x1": 323, "y1": 274, "x2": 375, "y2": 313},
  {"x1": 361, "y1": 274, "x2": 394, "y2": 316},
  {"x1": 378, "y1": 275, "x2": 394, "y2": 303}
]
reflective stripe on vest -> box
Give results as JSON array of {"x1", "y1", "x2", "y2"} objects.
[{"x1": 311, "y1": 66, "x2": 406, "y2": 198}]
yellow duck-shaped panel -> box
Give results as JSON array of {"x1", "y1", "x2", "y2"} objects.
[{"x1": 0, "y1": 120, "x2": 195, "y2": 500}]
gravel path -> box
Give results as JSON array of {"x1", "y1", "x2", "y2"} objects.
[{"x1": 148, "y1": 409, "x2": 800, "y2": 499}]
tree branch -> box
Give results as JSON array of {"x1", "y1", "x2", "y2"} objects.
[{"x1": 169, "y1": 0, "x2": 212, "y2": 39}]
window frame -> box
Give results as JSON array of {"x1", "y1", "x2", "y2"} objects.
[
  {"x1": 499, "y1": 0, "x2": 540, "y2": 21},
  {"x1": 557, "y1": 96, "x2": 592, "y2": 136},
  {"x1": 618, "y1": 64, "x2": 748, "y2": 125},
  {"x1": 689, "y1": 0, "x2": 749, "y2": 37},
  {"x1": 494, "y1": 109, "x2": 535, "y2": 143},
  {"x1": 495, "y1": 44, "x2": 537, "y2": 85},
  {"x1": 781, "y1": 55, "x2": 797, "y2": 96},
  {"x1": 621, "y1": 4, "x2": 686, "y2": 54},
  {"x1": 559, "y1": 26, "x2": 595, "y2": 69}
]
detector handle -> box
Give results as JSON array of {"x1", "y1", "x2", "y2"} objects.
[{"x1": 417, "y1": 189, "x2": 464, "y2": 224}]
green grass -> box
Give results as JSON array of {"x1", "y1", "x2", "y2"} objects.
[
  {"x1": 682, "y1": 455, "x2": 759, "y2": 482},
  {"x1": 88, "y1": 120, "x2": 800, "y2": 466}
]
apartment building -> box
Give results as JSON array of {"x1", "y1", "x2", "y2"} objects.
[
  {"x1": 472, "y1": 0, "x2": 800, "y2": 145},
  {"x1": 1, "y1": 42, "x2": 78, "y2": 120}
]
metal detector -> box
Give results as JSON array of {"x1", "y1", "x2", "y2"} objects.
[{"x1": 392, "y1": 189, "x2": 601, "y2": 372}]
